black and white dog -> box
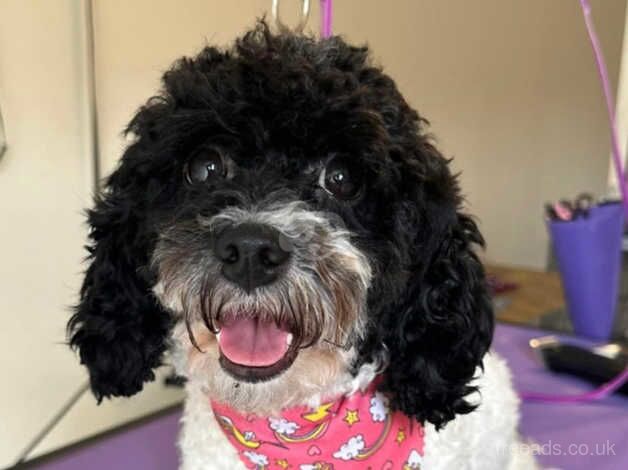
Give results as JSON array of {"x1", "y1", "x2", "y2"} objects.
[{"x1": 69, "y1": 23, "x2": 534, "y2": 469}]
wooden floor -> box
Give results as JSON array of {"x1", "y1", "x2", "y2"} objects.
[{"x1": 487, "y1": 264, "x2": 565, "y2": 325}]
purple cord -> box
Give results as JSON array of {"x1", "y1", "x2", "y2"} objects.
[
  {"x1": 520, "y1": 366, "x2": 628, "y2": 403},
  {"x1": 519, "y1": 1, "x2": 628, "y2": 403},
  {"x1": 320, "y1": 0, "x2": 332, "y2": 38}
]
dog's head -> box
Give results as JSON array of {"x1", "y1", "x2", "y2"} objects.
[{"x1": 68, "y1": 23, "x2": 493, "y2": 428}]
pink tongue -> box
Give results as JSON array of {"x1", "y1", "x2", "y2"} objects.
[{"x1": 218, "y1": 317, "x2": 290, "y2": 367}]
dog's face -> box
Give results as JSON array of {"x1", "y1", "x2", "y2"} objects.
[
  {"x1": 154, "y1": 170, "x2": 373, "y2": 412},
  {"x1": 69, "y1": 24, "x2": 493, "y2": 428}
]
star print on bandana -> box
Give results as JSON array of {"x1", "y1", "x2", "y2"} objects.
[
  {"x1": 211, "y1": 377, "x2": 424, "y2": 470},
  {"x1": 343, "y1": 409, "x2": 359, "y2": 427}
]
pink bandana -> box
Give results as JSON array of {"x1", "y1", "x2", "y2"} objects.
[{"x1": 211, "y1": 378, "x2": 424, "y2": 470}]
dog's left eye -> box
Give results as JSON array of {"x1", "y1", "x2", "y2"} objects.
[
  {"x1": 319, "y1": 156, "x2": 363, "y2": 200},
  {"x1": 185, "y1": 148, "x2": 226, "y2": 184}
]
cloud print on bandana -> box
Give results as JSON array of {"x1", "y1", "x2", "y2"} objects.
[
  {"x1": 333, "y1": 434, "x2": 366, "y2": 460},
  {"x1": 369, "y1": 392, "x2": 389, "y2": 422},
  {"x1": 243, "y1": 450, "x2": 268, "y2": 466},
  {"x1": 269, "y1": 417, "x2": 300, "y2": 435},
  {"x1": 406, "y1": 448, "x2": 423, "y2": 468}
]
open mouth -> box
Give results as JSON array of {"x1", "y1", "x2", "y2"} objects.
[{"x1": 216, "y1": 314, "x2": 298, "y2": 382}]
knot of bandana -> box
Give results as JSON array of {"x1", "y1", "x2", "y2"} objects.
[{"x1": 211, "y1": 378, "x2": 424, "y2": 470}]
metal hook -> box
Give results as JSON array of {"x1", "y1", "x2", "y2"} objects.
[{"x1": 272, "y1": 0, "x2": 311, "y2": 33}]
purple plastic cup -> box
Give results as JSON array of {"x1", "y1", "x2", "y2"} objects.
[{"x1": 548, "y1": 202, "x2": 624, "y2": 340}]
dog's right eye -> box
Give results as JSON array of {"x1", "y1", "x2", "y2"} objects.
[{"x1": 185, "y1": 148, "x2": 226, "y2": 184}]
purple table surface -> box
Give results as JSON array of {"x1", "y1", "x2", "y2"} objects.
[
  {"x1": 25, "y1": 323, "x2": 628, "y2": 470},
  {"x1": 493, "y1": 323, "x2": 628, "y2": 470},
  {"x1": 21, "y1": 411, "x2": 181, "y2": 470}
]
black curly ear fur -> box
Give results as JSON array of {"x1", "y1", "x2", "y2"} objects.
[
  {"x1": 68, "y1": 139, "x2": 173, "y2": 402},
  {"x1": 369, "y1": 142, "x2": 495, "y2": 430},
  {"x1": 67, "y1": 41, "x2": 229, "y2": 401}
]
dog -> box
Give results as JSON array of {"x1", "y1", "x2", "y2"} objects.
[{"x1": 68, "y1": 23, "x2": 535, "y2": 470}]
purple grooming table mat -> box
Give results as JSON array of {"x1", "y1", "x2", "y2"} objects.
[
  {"x1": 494, "y1": 323, "x2": 628, "y2": 469},
  {"x1": 25, "y1": 323, "x2": 628, "y2": 470},
  {"x1": 20, "y1": 410, "x2": 180, "y2": 470}
]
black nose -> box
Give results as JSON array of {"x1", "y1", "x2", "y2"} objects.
[{"x1": 214, "y1": 223, "x2": 291, "y2": 292}]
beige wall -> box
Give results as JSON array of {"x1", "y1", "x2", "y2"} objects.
[
  {"x1": 0, "y1": 1, "x2": 91, "y2": 464},
  {"x1": 95, "y1": 0, "x2": 627, "y2": 269},
  {"x1": 0, "y1": 2, "x2": 183, "y2": 465}
]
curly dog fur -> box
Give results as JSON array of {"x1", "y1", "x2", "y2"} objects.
[{"x1": 68, "y1": 22, "x2": 532, "y2": 469}]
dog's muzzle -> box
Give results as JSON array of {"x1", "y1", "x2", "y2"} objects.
[{"x1": 153, "y1": 200, "x2": 372, "y2": 385}]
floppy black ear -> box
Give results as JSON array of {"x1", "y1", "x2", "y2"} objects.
[
  {"x1": 378, "y1": 146, "x2": 494, "y2": 429},
  {"x1": 67, "y1": 43, "x2": 234, "y2": 401},
  {"x1": 68, "y1": 142, "x2": 172, "y2": 402}
]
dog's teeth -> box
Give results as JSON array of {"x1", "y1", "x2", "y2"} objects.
[
  {"x1": 216, "y1": 331, "x2": 221, "y2": 341},
  {"x1": 286, "y1": 334, "x2": 293, "y2": 346}
]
